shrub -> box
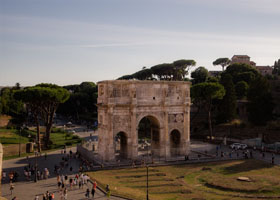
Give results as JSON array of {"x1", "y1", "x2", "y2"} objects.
[
  {"x1": 72, "y1": 135, "x2": 80, "y2": 139},
  {"x1": 65, "y1": 142, "x2": 72, "y2": 146},
  {"x1": 51, "y1": 127, "x2": 64, "y2": 133}
]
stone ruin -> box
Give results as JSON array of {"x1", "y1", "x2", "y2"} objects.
[{"x1": 96, "y1": 80, "x2": 191, "y2": 162}]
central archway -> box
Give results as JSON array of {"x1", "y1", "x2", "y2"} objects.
[{"x1": 137, "y1": 115, "x2": 160, "y2": 159}]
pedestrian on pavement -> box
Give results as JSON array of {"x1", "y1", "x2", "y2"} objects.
[
  {"x1": 2, "y1": 171, "x2": 6, "y2": 181},
  {"x1": 92, "y1": 181, "x2": 97, "y2": 198},
  {"x1": 46, "y1": 191, "x2": 50, "y2": 199},
  {"x1": 64, "y1": 188, "x2": 68, "y2": 200},
  {"x1": 43, "y1": 194, "x2": 47, "y2": 200},
  {"x1": 79, "y1": 179, "x2": 82, "y2": 189},
  {"x1": 10, "y1": 182, "x2": 14, "y2": 195},
  {"x1": 69, "y1": 178, "x2": 73, "y2": 189},
  {"x1": 34, "y1": 195, "x2": 39, "y2": 200},
  {"x1": 85, "y1": 188, "x2": 90, "y2": 199},
  {"x1": 106, "y1": 184, "x2": 111, "y2": 199}
]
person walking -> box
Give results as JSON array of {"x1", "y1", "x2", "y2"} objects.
[
  {"x1": 2, "y1": 171, "x2": 6, "y2": 181},
  {"x1": 64, "y1": 188, "x2": 68, "y2": 200},
  {"x1": 50, "y1": 193, "x2": 55, "y2": 200},
  {"x1": 106, "y1": 184, "x2": 111, "y2": 199},
  {"x1": 10, "y1": 182, "x2": 14, "y2": 195},
  {"x1": 85, "y1": 188, "x2": 90, "y2": 199},
  {"x1": 91, "y1": 181, "x2": 97, "y2": 199}
]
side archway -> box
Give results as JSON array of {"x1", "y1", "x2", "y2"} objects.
[
  {"x1": 170, "y1": 129, "x2": 181, "y2": 156},
  {"x1": 114, "y1": 131, "x2": 128, "y2": 160}
]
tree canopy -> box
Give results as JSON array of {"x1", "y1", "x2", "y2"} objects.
[
  {"x1": 235, "y1": 81, "x2": 249, "y2": 99},
  {"x1": 118, "y1": 59, "x2": 196, "y2": 81},
  {"x1": 217, "y1": 74, "x2": 237, "y2": 123},
  {"x1": 213, "y1": 58, "x2": 230, "y2": 71},
  {"x1": 191, "y1": 66, "x2": 209, "y2": 84},
  {"x1": 15, "y1": 83, "x2": 70, "y2": 149},
  {"x1": 247, "y1": 76, "x2": 274, "y2": 126},
  {"x1": 222, "y1": 63, "x2": 259, "y2": 84},
  {"x1": 272, "y1": 59, "x2": 280, "y2": 75},
  {"x1": 191, "y1": 82, "x2": 225, "y2": 139},
  {"x1": 57, "y1": 82, "x2": 98, "y2": 123}
]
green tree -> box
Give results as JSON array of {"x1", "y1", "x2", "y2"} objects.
[
  {"x1": 191, "y1": 66, "x2": 209, "y2": 84},
  {"x1": 207, "y1": 76, "x2": 220, "y2": 83},
  {"x1": 235, "y1": 81, "x2": 249, "y2": 99},
  {"x1": 151, "y1": 63, "x2": 173, "y2": 80},
  {"x1": 117, "y1": 59, "x2": 196, "y2": 81},
  {"x1": 0, "y1": 87, "x2": 25, "y2": 123},
  {"x1": 15, "y1": 84, "x2": 70, "y2": 149},
  {"x1": 223, "y1": 63, "x2": 259, "y2": 84},
  {"x1": 272, "y1": 59, "x2": 280, "y2": 75},
  {"x1": 213, "y1": 58, "x2": 230, "y2": 71},
  {"x1": 132, "y1": 68, "x2": 153, "y2": 80},
  {"x1": 57, "y1": 82, "x2": 98, "y2": 123},
  {"x1": 191, "y1": 82, "x2": 225, "y2": 139},
  {"x1": 172, "y1": 59, "x2": 196, "y2": 80},
  {"x1": 217, "y1": 74, "x2": 237, "y2": 123},
  {"x1": 117, "y1": 74, "x2": 134, "y2": 80},
  {"x1": 247, "y1": 76, "x2": 274, "y2": 126}
]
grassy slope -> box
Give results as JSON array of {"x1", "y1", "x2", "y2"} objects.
[{"x1": 89, "y1": 160, "x2": 280, "y2": 200}]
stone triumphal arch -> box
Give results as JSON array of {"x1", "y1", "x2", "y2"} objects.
[{"x1": 97, "y1": 80, "x2": 191, "y2": 161}]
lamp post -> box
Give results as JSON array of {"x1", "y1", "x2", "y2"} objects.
[
  {"x1": 34, "y1": 151, "x2": 38, "y2": 182},
  {"x1": 146, "y1": 165, "x2": 149, "y2": 200},
  {"x1": 18, "y1": 127, "x2": 22, "y2": 157}
]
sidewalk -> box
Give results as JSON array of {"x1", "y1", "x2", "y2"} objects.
[{"x1": 1, "y1": 147, "x2": 123, "y2": 200}]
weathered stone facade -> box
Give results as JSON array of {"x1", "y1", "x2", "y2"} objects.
[
  {"x1": 97, "y1": 80, "x2": 191, "y2": 161},
  {"x1": 0, "y1": 143, "x2": 3, "y2": 196}
]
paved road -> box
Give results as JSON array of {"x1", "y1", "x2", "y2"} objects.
[
  {"x1": 191, "y1": 140, "x2": 280, "y2": 165},
  {"x1": 1, "y1": 128, "x2": 123, "y2": 200}
]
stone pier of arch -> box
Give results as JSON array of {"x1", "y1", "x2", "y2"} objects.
[{"x1": 97, "y1": 80, "x2": 191, "y2": 162}]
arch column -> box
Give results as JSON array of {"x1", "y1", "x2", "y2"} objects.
[
  {"x1": 182, "y1": 108, "x2": 190, "y2": 156},
  {"x1": 130, "y1": 107, "x2": 138, "y2": 160},
  {"x1": 159, "y1": 126, "x2": 167, "y2": 158},
  {"x1": 106, "y1": 105, "x2": 115, "y2": 161}
]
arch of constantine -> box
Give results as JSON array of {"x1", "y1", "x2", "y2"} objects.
[{"x1": 97, "y1": 80, "x2": 191, "y2": 162}]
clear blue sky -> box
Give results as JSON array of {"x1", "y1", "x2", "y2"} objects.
[{"x1": 1, "y1": 0, "x2": 280, "y2": 86}]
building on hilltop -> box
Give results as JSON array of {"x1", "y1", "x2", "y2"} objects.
[
  {"x1": 231, "y1": 55, "x2": 252, "y2": 65},
  {"x1": 231, "y1": 55, "x2": 273, "y2": 76},
  {"x1": 255, "y1": 66, "x2": 273, "y2": 76}
]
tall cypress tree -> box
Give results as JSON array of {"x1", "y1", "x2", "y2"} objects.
[
  {"x1": 217, "y1": 74, "x2": 237, "y2": 123},
  {"x1": 247, "y1": 76, "x2": 274, "y2": 125}
]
